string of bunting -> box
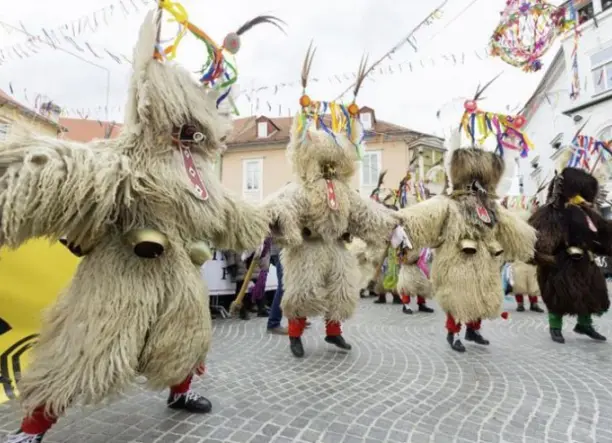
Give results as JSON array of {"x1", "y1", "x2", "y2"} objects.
[{"x1": 0, "y1": 0, "x2": 153, "y2": 65}]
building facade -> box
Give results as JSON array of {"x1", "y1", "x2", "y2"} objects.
[
  {"x1": 221, "y1": 107, "x2": 445, "y2": 202},
  {"x1": 516, "y1": 0, "x2": 612, "y2": 202},
  {"x1": 0, "y1": 90, "x2": 65, "y2": 141}
]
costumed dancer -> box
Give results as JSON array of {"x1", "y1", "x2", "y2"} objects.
[
  {"x1": 2, "y1": 8, "x2": 283, "y2": 442},
  {"x1": 500, "y1": 196, "x2": 544, "y2": 313},
  {"x1": 263, "y1": 44, "x2": 409, "y2": 358},
  {"x1": 369, "y1": 171, "x2": 402, "y2": 305},
  {"x1": 399, "y1": 89, "x2": 536, "y2": 352},
  {"x1": 396, "y1": 175, "x2": 435, "y2": 314},
  {"x1": 530, "y1": 167, "x2": 611, "y2": 343}
]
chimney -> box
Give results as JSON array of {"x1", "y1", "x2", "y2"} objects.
[{"x1": 39, "y1": 101, "x2": 61, "y2": 124}]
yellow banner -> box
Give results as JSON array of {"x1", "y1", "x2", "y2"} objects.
[{"x1": 0, "y1": 240, "x2": 78, "y2": 403}]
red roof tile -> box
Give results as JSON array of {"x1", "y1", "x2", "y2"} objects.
[{"x1": 59, "y1": 118, "x2": 122, "y2": 142}]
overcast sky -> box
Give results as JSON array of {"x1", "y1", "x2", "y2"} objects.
[{"x1": 0, "y1": 0, "x2": 566, "y2": 136}]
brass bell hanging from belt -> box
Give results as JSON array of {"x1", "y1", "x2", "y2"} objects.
[
  {"x1": 487, "y1": 240, "x2": 504, "y2": 257},
  {"x1": 566, "y1": 246, "x2": 584, "y2": 260},
  {"x1": 459, "y1": 239, "x2": 478, "y2": 255},
  {"x1": 188, "y1": 241, "x2": 213, "y2": 266},
  {"x1": 123, "y1": 228, "x2": 168, "y2": 258}
]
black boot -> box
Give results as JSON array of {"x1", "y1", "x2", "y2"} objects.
[
  {"x1": 530, "y1": 303, "x2": 544, "y2": 313},
  {"x1": 239, "y1": 304, "x2": 250, "y2": 320},
  {"x1": 392, "y1": 293, "x2": 402, "y2": 304},
  {"x1": 516, "y1": 303, "x2": 525, "y2": 312},
  {"x1": 574, "y1": 324, "x2": 607, "y2": 341},
  {"x1": 402, "y1": 305, "x2": 413, "y2": 314},
  {"x1": 325, "y1": 335, "x2": 352, "y2": 350},
  {"x1": 373, "y1": 294, "x2": 386, "y2": 304},
  {"x1": 290, "y1": 337, "x2": 305, "y2": 357},
  {"x1": 256, "y1": 298, "x2": 269, "y2": 317},
  {"x1": 5, "y1": 430, "x2": 45, "y2": 442},
  {"x1": 446, "y1": 332, "x2": 465, "y2": 352},
  {"x1": 366, "y1": 280, "x2": 377, "y2": 297},
  {"x1": 465, "y1": 328, "x2": 490, "y2": 345},
  {"x1": 418, "y1": 303, "x2": 434, "y2": 313},
  {"x1": 167, "y1": 391, "x2": 212, "y2": 413},
  {"x1": 549, "y1": 327, "x2": 565, "y2": 343}
]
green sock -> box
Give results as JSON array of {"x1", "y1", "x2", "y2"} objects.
[
  {"x1": 548, "y1": 313, "x2": 563, "y2": 329},
  {"x1": 577, "y1": 314, "x2": 592, "y2": 327}
]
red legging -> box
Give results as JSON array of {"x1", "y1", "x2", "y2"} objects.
[
  {"x1": 288, "y1": 318, "x2": 342, "y2": 337},
  {"x1": 515, "y1": 294, "x2": 538, "y2": 304},
  {"x1": 400, "y1": 294, "x2": 426, "y2": 305},
  {"x1": 445, "y1": 313, "x2": 481, "y2": 334},
  {"x1": 20, "y1": 368, "x2": 203, "y2": 435}
]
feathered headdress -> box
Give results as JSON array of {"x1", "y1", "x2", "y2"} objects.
[
  {"x1": 443, "y1": 76, "x2": 533, "y2": 196},
  {"x1": 124, "y1": 2, "x2": 284, "y2": 142},
  {"x1": 292, "y1": 42, "x2": 369, "y2": 158}
]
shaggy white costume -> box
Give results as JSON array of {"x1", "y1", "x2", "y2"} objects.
[
  {"x1": 500, "y1": 197, "x2": 544, "y2": 313},
  {"x1": 2, "y1": 9, "x2": 278, "y2": 442},
  {"x1": 399, "y1": 129, "x2": 536, "y2": 352},
  {"x1": 264, "y1": 45, "x2": 405, "y2": 358}
]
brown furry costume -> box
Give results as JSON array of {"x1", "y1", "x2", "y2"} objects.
[
  {"x1": 399, "y1": 130, "x2": 536, "y2": 352},
  {"x1": 1, "y1": 10, "x2": 279, "y2": 441},
  {"x1": 264, "y1": 46, "x2": 404, "y2": 358},
  {"x1": 529, "y1": 167, "x2": 612, "y2": 343}
]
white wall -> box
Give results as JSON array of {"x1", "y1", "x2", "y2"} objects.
[{"x1": 516, "y1": 5, "x2": 612, "y2": 201}]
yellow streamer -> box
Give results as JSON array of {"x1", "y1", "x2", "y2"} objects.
[{"x1": 159, "y1": 0, "x2": 189, "y2": 60}]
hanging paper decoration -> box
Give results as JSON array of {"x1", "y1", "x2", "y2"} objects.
[
  {"x1": 154, "y1": 0, "x2": 284, "y2": 111},
  {"x1": 568, "y1": 1, "x2": 581, "y2": 99},
  {"x1": 567, "y1": 135, "x2": 611, "y2": 170},
  {"x1": 489, "y1": 0, "x2": 573, "y2": 72},
  {"x1": 460, "y1": 99, "x2": 533, "y2": 158}
]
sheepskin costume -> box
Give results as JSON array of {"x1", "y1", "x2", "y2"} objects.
[
  {"x1": 529, "y1": 167, "x2": 612, "y2": 344},
  {"x1": 500, "y1": 196, "x2": 544, "y2": 313},
  {"x1": 399, "y1": 128, "x2": 536, "y2": 352},
  {"x1": 395, "y1": 178, "x2": 435, "y2": 314},
  {"x1": 1, "y1": 9, "x2": 278, "y2": 441},
  {"x1": 264, "y1": 44, "x2": 404, "y2": 358}
]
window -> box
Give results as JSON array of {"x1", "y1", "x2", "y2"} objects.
[
  {"x1": 0, "y1": 121, "x2": 11, "y2": 141},
  {"x1": 242, "y1": 158, "x2": 263, "y2": 201},
  {"x1": 603, "y1": 0, "x2": 612, "y2": 12},
  {"x1": 576, "y1": 0, "x2": 594, "y2": 24},
  {"x1": 360, "y1": 112, "x2": 372, "y2": 130},
  {"x1": 257, "y1": 121, "x2": 268, "y2": 138},
  {"x1": 360, "y1": 151, "x2": 381, "y2": 193},
  {"x1": 590, "y1": 46, "x2": 612, "y2": 95}
]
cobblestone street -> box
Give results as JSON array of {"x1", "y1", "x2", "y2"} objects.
[{"x1": 2, "y1": 297, "x2": 612, "y2": 443}]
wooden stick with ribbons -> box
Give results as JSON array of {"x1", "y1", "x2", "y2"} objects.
[{"x1": 229, "y1": 254, "x2": 258, "y2": 315}]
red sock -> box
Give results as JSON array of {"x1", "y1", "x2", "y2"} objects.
[
  {"x1": 515, "y1": 294, "x2": 524, "y2": 303},
  {"x1": 466, "y1": 319, "x2": 482, "y2": 330},
  {"x1": 528, "y1": 295, "x2": 538, "y2": 304},
  {"x1": 288, "y1": 318, "x2": 307, "y2": 338},
  {"x1": 417, "y1": 296, "x2": 426, "y2": 305},
  {"x1": 445, "y1": 313, "x2": 461, "y2": 334},
  {"x1": 400, "y1": 293, "x2": 410, "y2": 304},
  {"x1": 170, "y1": 375, "x2": 192, "y2": 395},
  {"x1": 21, "y1": 406, "x2": 58, "y2": 435},
  {"x1": 325, "y1": 320, "x2": 342, "y2": 336}
]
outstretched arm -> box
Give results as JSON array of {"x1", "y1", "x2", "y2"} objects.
[
  {"x1": 397, "y1": 196, "x2": 450, "y2": 250},
  {"x1": 528, "y1": 205, "x2": 564, "y2": 266},
  {"x1": 0, "y1": 135, "x2": 130, "y2": 249},
  {"x1": 495, "y1": 206, "x2": 537, "y2": 262},
  {"x1": 348, "y1": 192, "x2": 404, "y2": 248},
  {"x1": 261, "y1": 183, "x2": 303, "y2": 247}
]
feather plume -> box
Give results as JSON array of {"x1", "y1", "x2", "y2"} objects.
[
  {"x1": 353, "y1": 54, "x2": 369, "y2": 98},
  {"x1": 301, "y1": 42, "x2": 316, "y2": 90},
  {"x1": 236, "y1": 15, "x2": 286, "y2": 36}
]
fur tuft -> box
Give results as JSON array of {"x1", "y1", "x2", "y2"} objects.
[{"x1": 449, "y1": 148, "x2": 504, "y2": 192}]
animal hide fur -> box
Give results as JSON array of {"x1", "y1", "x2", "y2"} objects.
[
  {"x1": 264, "y1": 116, "x2": 402, "y2": 322},
  {"x1": 1, "y1": 11, "x2": 270, "y2": 417},
  {"x1": 399, "y1": 147, "x2": 536, "y2": 323},
  {"x1": 397, "y1": 249, "x2": 433, "y2": 299},
  {"x1": 530, "y1": 167, "x2": 612, "y2": 316}
]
